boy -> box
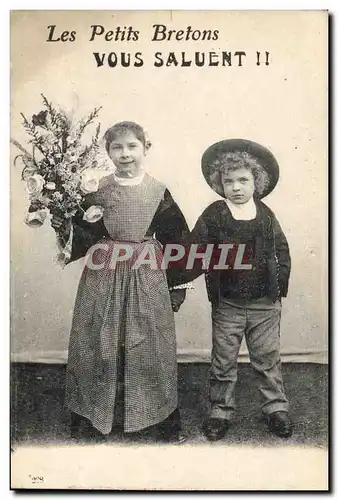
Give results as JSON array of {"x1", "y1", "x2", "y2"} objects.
[{"x1": 189, "y1": 139, "x2": 292, "y2": 441}]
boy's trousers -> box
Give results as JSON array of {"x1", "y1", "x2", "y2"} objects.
[{"x1": 209, "y1": 296, "x2": 289, "y2": 420}]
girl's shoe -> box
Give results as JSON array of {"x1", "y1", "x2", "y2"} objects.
[
  {"x1": 155, "y1": 408, "x2": 188, "y2": 444},
  {"x1": 157, "y1": 429, "x2": 188, "y2": 444},
  {"x1": 70, "y1": 412, "x2": 106, "y2": 442}
]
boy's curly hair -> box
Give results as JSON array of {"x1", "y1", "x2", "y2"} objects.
[{"x1": 209, "y1": 151, "x2": 270, "y2": 196}]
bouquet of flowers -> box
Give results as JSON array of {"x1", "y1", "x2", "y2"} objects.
[{"x1": 11, "y1": 94, "x2": 108, "y2": 232}]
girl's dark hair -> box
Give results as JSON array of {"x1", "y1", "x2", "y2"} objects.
[{"x1": 104, "y1": 121, "x2": 148, "y2": 153}]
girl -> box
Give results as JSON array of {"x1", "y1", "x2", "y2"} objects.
[{"x1": 52, "y1": 121, "x2": 189, "y2": 443}]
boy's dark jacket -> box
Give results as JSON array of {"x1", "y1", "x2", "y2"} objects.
[{"x1": 181, "y1": 198, "x2": 291, "y2": 306}]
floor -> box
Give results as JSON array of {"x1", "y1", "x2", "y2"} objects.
[{"x1": 10, "y1": 362, "x2": 328, "y2": 448}]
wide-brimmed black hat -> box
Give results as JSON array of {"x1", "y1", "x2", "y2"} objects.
[{"x1": 201, "y1": 139, "x2": 279, "y2": 199}]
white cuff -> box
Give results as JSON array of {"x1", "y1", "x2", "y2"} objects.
[{"x1": 169, "y1": 283, "x2": 195, "y2": 291}]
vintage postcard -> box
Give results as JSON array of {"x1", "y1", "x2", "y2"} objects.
[{"x1": 10, "y1": 10, "x2": 328, "y2": 490}]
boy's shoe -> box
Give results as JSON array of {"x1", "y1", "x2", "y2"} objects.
[
  {"x1": 203, "y1": 418, "x2": 230, "y2": 441},
  {"x1": 267, "y1": 411, "x2": 293, "y2": 438}
]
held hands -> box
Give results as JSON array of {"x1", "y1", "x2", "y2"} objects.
[{"x1": 170, "y1": 289, "x2": 186, "y2": 312}]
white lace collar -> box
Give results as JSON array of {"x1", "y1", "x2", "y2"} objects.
[
  {"x1": 113, "y1": 168, "x2": 146, "y2": 186},
  {"x1": 225, "y1": 197, "x2": 257, "y2": 220}
]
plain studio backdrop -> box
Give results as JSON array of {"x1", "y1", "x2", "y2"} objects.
[{"x1": 10, "y1": 11, "x2": 328, "y2": 364}]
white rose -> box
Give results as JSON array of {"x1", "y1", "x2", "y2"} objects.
[
  {"x1": 45, "y1": 182, "x2": 56, "y2": 190},
  {"x1": 24, "y1": 209, "x2": 47, "y2": 228},
  {"x1": 26, "y1": 174, "x2": 45, "y2": 197},
  {"x1": 80, "y1": 169, "x2": 100, "y2": 194},
  {"x1": 22, "y1": 165, "x2": 37, "y2": 181},
  {"x1": 83, "y1": 205, "x2": 104, "y2": 223}
]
